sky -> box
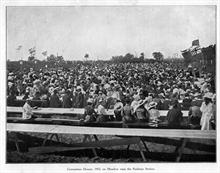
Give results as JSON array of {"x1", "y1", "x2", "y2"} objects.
[{"x1": 7, "y1": 6, "x2": 216, "y2": 61}]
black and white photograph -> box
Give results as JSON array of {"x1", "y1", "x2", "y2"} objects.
[{"x1": 1, "y1": 0, "x2": 219, "y2": 173}]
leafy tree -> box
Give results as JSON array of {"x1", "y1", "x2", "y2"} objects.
[
  {"x1": 28, "y1": 56, "x2": 35, "y2": 61},
  {"x1": 47, "y1": 54, "x2": 56, "y2": 62},
  {"x1": 124, "y1": 53, "x2": 134, "y2": 60},
  {"x1": 152, "y1": 52, "x2": 164, "y2": 61}
]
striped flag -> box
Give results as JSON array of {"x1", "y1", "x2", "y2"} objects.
[{"x1": 28, "y1": 47, "x2": 36, "y2": 55}]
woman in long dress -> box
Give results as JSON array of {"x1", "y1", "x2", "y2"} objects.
[{"x1": 200, "y1": 92, "x2": 214, "y2": 130}]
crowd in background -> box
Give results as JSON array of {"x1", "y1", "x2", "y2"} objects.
[{"x1": 7, "y1": 62, "x2": 216, "y2": 130}]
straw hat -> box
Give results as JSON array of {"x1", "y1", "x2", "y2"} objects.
[
  {"x1": 203, "y1": 92, "x2": 213, "y2": 99},
  {"x1": 149, "y1": 101, "x2": 157, "y2": 109}
]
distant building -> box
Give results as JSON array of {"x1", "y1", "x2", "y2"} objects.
[{"x1": 181, "y1": 39, "x2": 216, "y2": 73}]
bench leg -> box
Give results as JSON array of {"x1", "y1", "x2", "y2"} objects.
[
  {"x1": 53, "y1": 134, "x2": 60, "y2": 142},
  {"x1": 136, "y1": 139, "x2": 147, "y2": 162},
  {"x1": 82, "y1": 135, "x2": 89, "y2": 143},
  {"x1": 140, "y1": 138, "x2": 150, "y2": 153},
  {"x1": 93, "y1": 135, "x2": 99, "y2": 141},
  {"x1": 83, "y1": 135, "x2": 98, "y2": 157},
  {"x1": 42, "y1": 134, "x2": 51, "y2": 146},
  {"x1": 14, "y1": 135, "x2": 21, "y2": 152},
  {"x1": 126, "y1": 144, "x2": 130, "y2": 153},
  {"x1": 42, "y1": 133, "x2": 60, "y2": 146},
  {"x1": 176, "y1": 138, "x2": 188, "y2": 162}
]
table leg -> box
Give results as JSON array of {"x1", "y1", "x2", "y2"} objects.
[
  {"x1": 93, "y1": 135, "x2": 99, "y2": 141},
  {"x1": 140, "y1": 138, "x2": 150, "y2": 153},
  {"x1": 82, "y1": 135, "x2": 98, "y2": 157},
  {"x1": 42, "y1": 134, "x2": 51, "y2": 146},
  {"x1": 136, "y1": 139, "x2": 147, "y2": 162},
  {"x1": 176, "y1": 138, "x2": 187, "y2": 162}
]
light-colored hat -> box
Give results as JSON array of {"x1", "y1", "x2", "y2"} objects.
[
  {"x1": 149, "y1": 101, "x2": 157, "y2": 109},
  {"x1": 212, "y1": 94, "x2": 216, "y2": 101},
  {"x1": 203, "y1": 92, "x2": 213, "y2": 99},
  {"x1": 194, "y1": 92, "x2": 201, "y2": 97},
  {"x1": 8, "y1": 82, "x2": 13, "y2": 86},
  {"x1": 76, "y1": 86, "x2": 81, "y2": 90},
  {"x1": 87, "y1": 98, "x2": 94, "y2": 103}
]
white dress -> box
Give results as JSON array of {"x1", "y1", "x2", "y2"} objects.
[
  {"x1": 22, "y1": 102, "x2": 33, "y2": 119},
  {"x1": 200, "y1": 102, "x2": 213, "y2": 130}
]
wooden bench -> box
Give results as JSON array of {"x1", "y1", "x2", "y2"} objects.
[
  {"x1": 7, "y1": 106, "x2": 189, "y2": 117},
  {"x1": 7, "y1": 123, "x2": 215, "y2": 162}
]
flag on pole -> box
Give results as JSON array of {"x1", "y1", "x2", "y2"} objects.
[
  {"x1": 42, "y1": 51, "x2": 47, "y2": 56},
  {"x1": 192, "y1": 39, "x2": 200, "y2": 47},
  {"x1": 28, "y1": 47, "x2": 36, "y2": 55},
  {"x1": 16, "y1": 45, "x2": 22, "y2": 50}
]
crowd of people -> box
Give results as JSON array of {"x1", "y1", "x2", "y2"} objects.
[{"x1": 7, "y1": 61, "x2": 216, "y2": 130}]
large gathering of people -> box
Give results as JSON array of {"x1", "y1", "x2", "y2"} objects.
[{"x1": 7, "y1": 61, "x2": 216, "y2": 130}]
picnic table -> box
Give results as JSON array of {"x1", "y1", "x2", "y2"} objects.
[
  {"x1": 7, "y1": 106, "x2": 189, "y2": 117},
  {"x1": 7, "y1": 123, "x2": 216, "y2": 162},
  {"x1": 7, "y1": 106, "x2": 215, "y2": 162}
]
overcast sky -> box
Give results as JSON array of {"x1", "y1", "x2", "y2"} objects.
[{"x1": 7, "y1": 6, "x2": 216, "y2": 61}]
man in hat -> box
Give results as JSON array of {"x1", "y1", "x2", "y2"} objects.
[
  {"x1": 166, "y1": 99, "x2": 183, "y2": 128},
  {"x1": 83, "y1": 98, "x2": 97, "y2": 123},
  {"x1": 49, "y1": 89, "x2": 61, "y2": 108},
  {"x1": 72, "y1": 86, "x2": 84, "y2": 108},
  {"x1": 96, "y1": 99, "x2": 108, "y2": 122},
  {"x1": 113, "y1": 99, "x2": 123, "y2": 121},
  {"x1": 62, "y1": 90, "x2": 72, "y2": 108},
  {"x1": 134, "y1": 99, "x2": 150, "y2": 123},
  {"x1": 200, "y1": 92, "x2": 214, "y2": 130}
]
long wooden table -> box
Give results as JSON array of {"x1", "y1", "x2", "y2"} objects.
[
  {"x1": 7, "y1": 123, "x2": 215, "y2": 162},
  {"x1": 7, "y1": 106, "x2": 189, "y2": 117},
  {"x1": 7, "y1": 106, "x2": 210, "y2": 162},
  {"x1": 7, "y1": 123, "x2": 215, "y2": 139}
]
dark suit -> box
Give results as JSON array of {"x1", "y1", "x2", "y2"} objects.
[
  {"x1": 167, "y1": 107, "x2": 183, "y2": 128},
  {"x1": 49, "y1": 94, "x2": 61, "y2": 108},
  {"x1": 73, "y1": 92, "x2": 84, "y2": 108},
  {"x1": 62, "y1": 94, "x2": 72, "y2": 108}
]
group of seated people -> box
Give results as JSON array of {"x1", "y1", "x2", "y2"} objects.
[
  {"x1": 7, "y1": 62, "x2": 216, "y2": 130},
  {"x1": 21, "y1": 88, "x2": 216, "y2": 130}
]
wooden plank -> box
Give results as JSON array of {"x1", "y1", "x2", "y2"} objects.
[
  {"x1": 7, "y1": 117, "x2": 82, "y2": 126},
  {"x1": 29, "y1": 137, "x2": 141, "y2": 154},
  {"x1": 7, "y1": 106, "x2": 188, "y2": 117},
  {"x1": 7, "y1": 123, "x2": 216, "y2": 139}
]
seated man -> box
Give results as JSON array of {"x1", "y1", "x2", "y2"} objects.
[
  {"x1": 96, "y1": 99, "x2": 108, "y2": 122},
  {"x1": 83, "y1": 98, "x2": 97, "y2": 123},
  {"x1": 166, "y1": 99, "x2": 183, "y2": 128},
  {"x1": 113, "y1": 99, "x2": 123, "y2": 121},
  {"x1": 188, "y1": 104, "x2": 202, "y2": 128}
]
